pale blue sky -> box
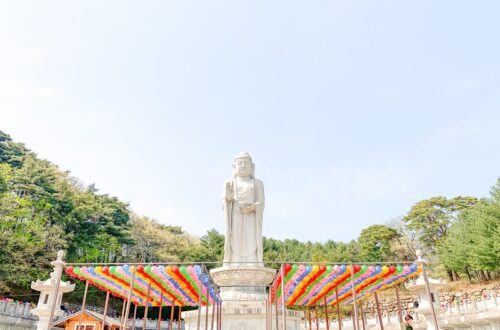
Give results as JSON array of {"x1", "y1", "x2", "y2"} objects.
[{"x1": 1, "y1": 1, "x2": 499, "y2": 242}]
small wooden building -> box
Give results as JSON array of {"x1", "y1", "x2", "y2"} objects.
[{"x1": 52, "y1": 309, "x2": 126, "y2": 330}]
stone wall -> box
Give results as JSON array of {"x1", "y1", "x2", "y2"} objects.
[
  {"x1": 0, "y1": 301, "x2": 37, "y2": 330},
  {"x1": 363, "y1": 296, "x2": 416, "y2": 318}
]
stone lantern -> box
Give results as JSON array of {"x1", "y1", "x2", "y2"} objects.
[
  {"x1": 405, "y1": 250, "x2": 446, "y2": 330},
  {"x1": 31, "y1": 251, "x2": 75, "y2": 330}
]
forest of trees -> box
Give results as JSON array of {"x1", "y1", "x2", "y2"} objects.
[{"x1": 0, "y1": 130, "x2": 498, "y2": 301}]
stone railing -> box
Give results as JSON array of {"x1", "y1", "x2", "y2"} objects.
[
  {"x1": 302, "y1": 288, "x2": 500, "y2": 330},
  {"x1": 126, "y1": 319, "x2": 184, "y2": 330},
  {"x1": 440, "y1": 289, "x2": 499, "y2": 317},
  {"x1": 357, "y1": 287, "x2": 500, "y2": 319}
]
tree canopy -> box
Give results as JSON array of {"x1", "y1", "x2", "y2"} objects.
[{"x1": 438, "y1": 180, "x2": 500, "y2": 280}]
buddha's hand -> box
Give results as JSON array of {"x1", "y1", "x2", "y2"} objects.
[
  {"x1": 239, "y1": 202, "x2": 255, "y2": 213},
  {"x1": 225, "y1": 181, "x2": 234, "y2": 201}
]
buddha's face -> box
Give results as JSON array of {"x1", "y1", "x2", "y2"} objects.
[{"x1": 234, "y1": 157, "x2": 253, "y2": 177}]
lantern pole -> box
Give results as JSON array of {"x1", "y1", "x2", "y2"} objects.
[
  {"x1": 374, "y1": 292, "x2": 384, "y2": 330},
  {"x1": 197, "y1": 269, "x2": 203, "y2": 330},
  {"x1": 395, "y1": 285, "x2": 403, "y2": 324},
  {"x1": 170, "y1": 300, "x2": 175, "y2": 330},
  {"x1": 214, "y1": 302, "x2": 219, "y2": 330},
  {"x1": 178, "y1": 305, "x2": 182, "y2": 330},
  {"x1": 143, "y1": 282, "x2": 151, "y2": 330},
  {"x1": 205, "y1": 288, "x2": 209, "y2": 329},
  {"x1": 417, "y1": 250, "x2": 440, "y2": 330},
  {"x1": 308, "y1": 308, "x2": 312, "y2": 330},
  {"x1": 350, "y1": 264, "x2": 359, "y2": 330},
  {"x1": 77, "y1": 281, "x2": 90, "y2": 330},
  {"x1": 132, "y1": 304, "x2": 138, "y2": 330},
  {"x1": 314, "y1": 305, "x2": 319, "y2": 330},
  {"x1": 266, "y1": 291, "x2": 270, "y2": 330},
  {"x1": 359, "y1": 303, "x2": 365, "y2": 330},
  {"x1": 351, "y1": 305, "x2": 359, "y2": 330},
  {"x1": 102, "y1": 291, "x2": 110, "y2": 330},
  {"x1": 324, "y1": 296, "x2": 330, "y2": 330},
  {"x1": 211, "y1": 297, "x2": 216, "y2": 330},
  {"x1": 119, "y1": 299, "x2": 126, "y2": 327},
  {"x1": 335, "y1": 287, "x2": 341, "y2": 330},
  {"x1": 275, "y1": 292, "x2": 279, "y2": 330},
  {"x1": 122, "y1": 268, "x2": 136, "y2": 330},
  {"x1": 156, "y1": 295, "x2": 163, "y2": 330},
  {"x1": 218, "y1": 302, "x2": 222, "y2": 330},
  {"x1": 280, "y1": 265, "x2": 287, "y2": 330},
  {"x1": 351, "y1": 306, "x2": 357, "y2": 330}
]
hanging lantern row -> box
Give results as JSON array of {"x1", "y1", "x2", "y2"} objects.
[
  {"x1": 270, "y1": 263, "x2": 421, "y2": 307},
  {"x1": 66, "y1": 264, "x2": 221, "y2": 307}
]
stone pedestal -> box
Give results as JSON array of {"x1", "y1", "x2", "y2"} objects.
[
  {"x1": 183, "y1": 266, "x2": 304, "y2": 330},
  {"x1": 406, "y1": 275, "x2": 446, "y2": 330},
  {"x1": 211, "y1": 266, "x2": 275, "y2": 301}
]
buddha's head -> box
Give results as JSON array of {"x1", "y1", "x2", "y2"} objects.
[{"x1": 232, "y1": 152, "x2": 255, "y2": 178}]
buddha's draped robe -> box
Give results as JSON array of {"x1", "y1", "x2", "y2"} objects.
[{"x1": 223, "y1": 178, "x2": 264, "y2": 265}]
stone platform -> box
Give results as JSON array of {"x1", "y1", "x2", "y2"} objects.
[
  {"x1": 183, "y1": 266, "x2": 304, "y2": 330},
  {"x1": 211, "y1": 265, "x2": 275, "y2": 301}
]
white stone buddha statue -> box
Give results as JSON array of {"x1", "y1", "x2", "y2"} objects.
[{"x1": 223, "y1": 152, "x2": 264, "y2": 266}]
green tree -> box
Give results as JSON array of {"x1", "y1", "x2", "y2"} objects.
[
  {"x1": 0, "y1": 131, "x2": 138, "y2": 293},
  {"x1": 64, "y1": 191, "x2": 132, "y2": 263},
  {"x1": 0, "y1": 163, "x2": 67, "y2": 292},
  {"x1": 438, "y1": 215, "x2": 474, "y2": 280},
  {"x1": 358, "y1": 225, "x2": 401, "y2": 262},
  {"x1": 465, "y1": 180, "x2": 500, "y2": 275},
  {"x1": 0, "y1": 131, "x2": 29, "y2": 168},
  {"x1": 438, "y1": 181, "x2": 500, "y2": 281},
  {"x1": 386, "y1": 217, "x2": 418, "y2": 261},
  {"x1": 129, "y1": 215, "x2": 191, "y2": 262},
  {"x1": 404, "y1": 196, "x2": 477, "y2": 281},
  {"x1": 199, "y1": 229, "x2": 225, "y2": 261},
  {"x1": 403, "y1": 196, "x2": 477, "y2": 254},
  {"x1": 180, "y1": 229, "x2": 225, "y2": 267},
  {"x1": 263, "y1": 237, "x2": 285, "y2": 268}
]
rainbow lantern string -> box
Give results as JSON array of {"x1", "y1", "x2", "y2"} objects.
[
  {"x1": 65, "y1": 264, "x2": 221, "y2": 307},
  {"x1": 271, "y1": 263, "x2": 421, "y2": 307}
]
